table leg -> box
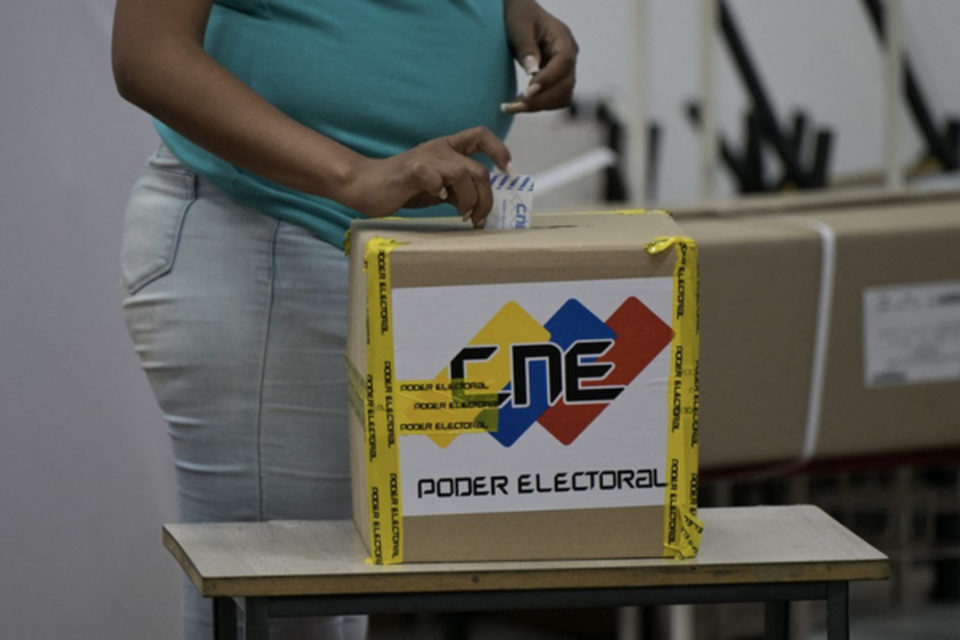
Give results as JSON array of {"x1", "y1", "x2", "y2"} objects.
[
  {"x1": 438, "y1": 613, "x2": 470, "y2": 640},
  {"x1": 669, "y1": 604, "x2": 696, "y2": 640},
  {"x1": 764, "y1": 600, "x2": 789, "y2": 640},
  {"x1": 826, "y1": 582, "x2": 849, "y2": 640},
  {"x1": 616, "y1": 606, "x2": 640, "y2": 640},
  {"x1": 244, "y1": 597, "x2": 270, "y2": 640},
  {"x1": 214, "y1": 597, "x2": 238, "y2": 640}
]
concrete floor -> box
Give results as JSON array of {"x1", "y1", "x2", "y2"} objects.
[
  {"x1": 369, "y1": 603, "x2": 960, "y2": 640},
  {"x1": 809, "y1": 605, "x2": 960, "y2": 640}
]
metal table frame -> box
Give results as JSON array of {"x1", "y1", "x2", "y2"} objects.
[{"x1": 214, "y1": 580, "x2": 850, "y2": 640}]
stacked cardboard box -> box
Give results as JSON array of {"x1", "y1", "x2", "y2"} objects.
[{"x1": 685, "y1": 199, "x2": 960, "y2": 471}]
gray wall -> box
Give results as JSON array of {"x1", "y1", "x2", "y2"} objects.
[
  {"x1": 2, "y1": 1, "x2": 958, "y2": 638},
  {"x1": 1, "y1": 2, "x2": 179, "y2": 638}
]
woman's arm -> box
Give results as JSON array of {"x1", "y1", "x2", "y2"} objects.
[{"x1": 112, "y1": 0, "x2": 511, "y2": 225}]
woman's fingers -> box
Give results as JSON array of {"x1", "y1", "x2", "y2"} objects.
[
  {"x1": 467, "y1": 162, "x2": 494, "y2": 228},
  {"x1": 442, "y1": 129, "x2": 504, "y2": 227},
  {"x1": 529, "y1": 22, "x2": 577, "y2": 92},
  {"x1": 390, "y1": 127, "x2": 511, "y2": 228},
  {"x1": 445, "y1": 164, "x2": 480, "y2": 222},
  {"x1": 502, "y1": 1, "x2": 578, "y2": 114},
  {"x1": 446, "y1": 126, "x2": 512, "y2": 174},
  {"x1": 409, "y1": 160, "x2": 447, "y2": 201},
  {"x1": 521, "y1": 72, "x2": 575, "y2": 113}
]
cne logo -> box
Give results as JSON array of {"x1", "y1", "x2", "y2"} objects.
[{"x1": 443, "y1": 297, "x2": 674, "y2": 447}]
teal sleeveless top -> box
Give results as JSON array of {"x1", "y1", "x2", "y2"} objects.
[{"x1": 156, "y1": 1, "x2": 516, "y2": 247}]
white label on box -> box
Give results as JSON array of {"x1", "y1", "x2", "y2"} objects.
[
  {"x1": 391, "y1": 278, "x2": 674, "y2": 517},
  {"x1": 863, "y1": 281, "x2": 960, "y2": 388}
]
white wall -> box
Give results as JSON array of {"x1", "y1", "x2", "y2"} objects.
[{"x1": 2, "y1": 2, "x2": 958, "y2": 638}]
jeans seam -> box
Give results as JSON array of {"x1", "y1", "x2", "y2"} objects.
[{"x1": 255, "y1": 218, "x2": 283, "y2": 521}]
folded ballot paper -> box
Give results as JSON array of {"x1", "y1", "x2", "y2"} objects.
[{"x1": 486, "y1": 174, "x2": 534, "y2": 230}]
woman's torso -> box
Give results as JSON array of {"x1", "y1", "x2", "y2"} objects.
[
  {"x1": 156, "y1": 0, "x2": 517, "y2": 246},
  {"x1": 204, "y1": 0, "x2": 516, "y2": 158}
]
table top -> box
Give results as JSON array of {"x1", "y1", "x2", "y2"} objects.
[{"x1": 163, "y1": 505, "x2": 889, "y2": 598}]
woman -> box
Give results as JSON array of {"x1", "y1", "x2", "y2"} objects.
[{"x1": 112, "y1": 1, "x2": 577, "y2": 637}]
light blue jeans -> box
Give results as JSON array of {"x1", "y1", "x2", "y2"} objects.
[{"x1": 121, "y1": 145, "x2": 367, "y2": 640}]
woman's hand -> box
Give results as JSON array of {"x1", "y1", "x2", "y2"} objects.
[
  {"x1": 341, "y1": 127, "x2": 513, "y2": 228},
  {"x1": 502, "y1": 0, "x2": 579, "y2": 114}
]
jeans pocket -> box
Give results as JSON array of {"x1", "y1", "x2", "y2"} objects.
[{"x1": 120, "y1": 148, "x2": 197, "y2": 296}]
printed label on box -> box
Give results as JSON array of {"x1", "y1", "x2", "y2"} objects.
[
  {"x1": 390, "y1": 278, "x2": 674, "y2": 517},
  {"x1": 864, "y1": 281, "x2": 960, "y2": 388}
]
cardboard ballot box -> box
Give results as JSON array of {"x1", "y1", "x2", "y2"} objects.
[{"x1": 346, "y1": 213, "x2": 701, "y2": 564}]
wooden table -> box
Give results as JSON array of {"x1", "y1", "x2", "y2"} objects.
[{"x1": 163, "y1": 505, "x2": 888, "y2": 640}]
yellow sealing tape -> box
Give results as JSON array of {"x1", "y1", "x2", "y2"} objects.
[
  {"x1": 613, "y1": 208, "x2": 672, "y2": 216},
  {"x1": 574, "y1": 208, "x2": 673, "y2": 217},
  {"x1": 363, "y1": 237, "x2": 405, "y2": 564},
  {"x1": 393, "y1": 380, "x2": 501, "y2": 437},
  {"x1": 647, "y1": 236, "x2": 704, "y2": 559}
]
